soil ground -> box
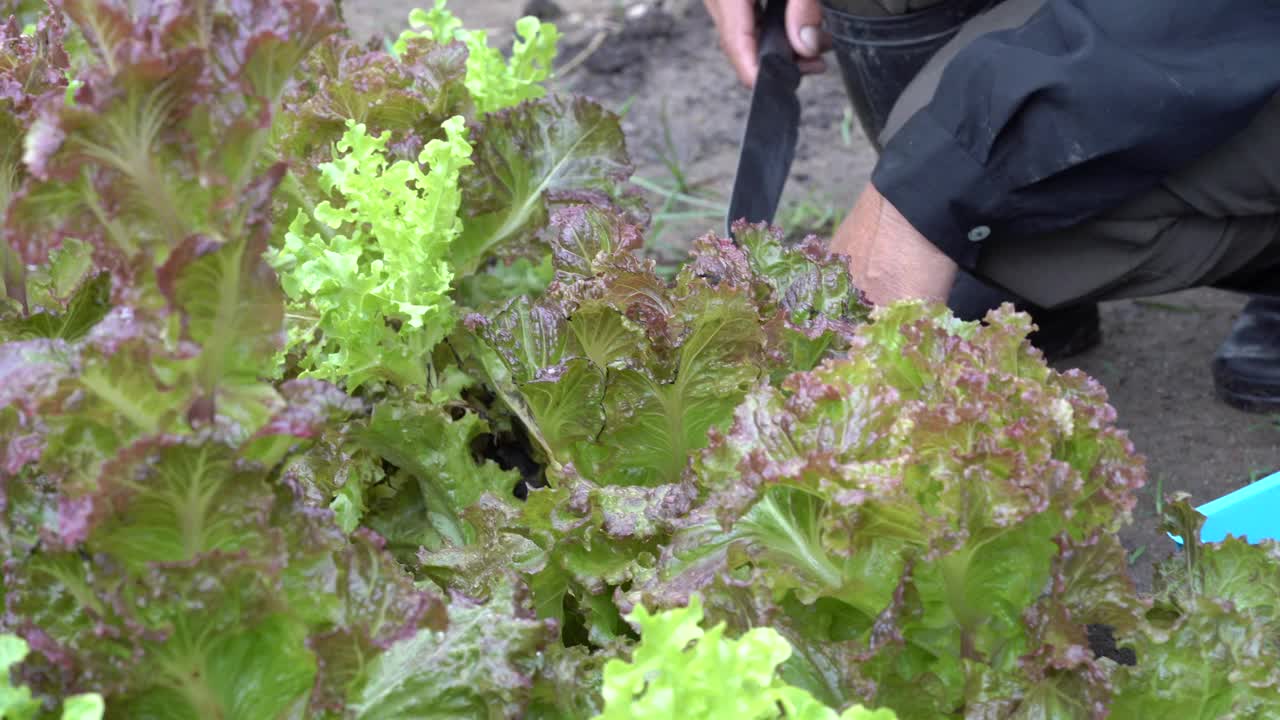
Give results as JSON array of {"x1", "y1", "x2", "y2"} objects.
[{"x1": 343, "y1": 0, "x2": 1280, "y2": 588}]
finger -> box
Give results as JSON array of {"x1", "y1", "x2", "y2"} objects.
[
  {"x1": 786, "y1": 0, "x2": 832, "y2": 59},
  {"x1": 718, "y1": 0, "x2": 760, "y2": 87}
]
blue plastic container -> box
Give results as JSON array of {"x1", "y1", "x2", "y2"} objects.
[{"x1": 1167, "y1": 470, "x2": 1280, "y2": 546}]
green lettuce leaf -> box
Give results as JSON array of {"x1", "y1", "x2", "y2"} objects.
[
  {"x1": 269, "y1": 116, "x2": 472, "y2": 390},
  {"x1": 0, "y1": 238, "x2": 106, "y2": 344},
  {"x1": 454, "y1": 254, "x2": 555, "y2": 310},
  {"x1": 458, "y1": 15, "x2": 560, "y2": 115},
  {"x1": 595, "y1": 595, "x2": 897, "y2": 720},
  {"x1": 525, "y1": 644, "x2": 610, "y2": 720},
  {"x1": 343, "y1": 583, "x2": 554, "y2": 719},
  {"x1": 1110, "y1": 597, "x2": 1280, "y2": 718},
  {"x1": 454, "y1": 98, "x2": 637, "y2": 276},
  {"x1": 358, "y1": 394, "x2": 520, "y2": 552},
  {"x1": 57, "y1": 693, "x2": 104, "y2": 720},
  {"x1": 1154, "y1": 494, "x2": 1280, "y2": 639},
  {"x1": 156, "y1": 175, "x2": 289, "y2": 435},
  {"x1": 519, "y1": 472, "x2": 697, "y2": 644},
  {"x1": 0, "y1": 634, "x2": 42, "y2": 720},
  {"x1": 300, "y1": 527, "x2": 450, "y2": 715},
  {"x1": 392, "y1": 1, "x2": 560, "y2": 115}
]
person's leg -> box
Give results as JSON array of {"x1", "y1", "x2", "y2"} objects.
[
  {"x1": 825, "y1": 0, "x2": 1280, "y2": 411},
  {"x1": 821, "y1": 0, "x2": 1101, "y2": 362},
  {"x1": 969, "y1": 90, "x2": 1280, "y2": 411}
]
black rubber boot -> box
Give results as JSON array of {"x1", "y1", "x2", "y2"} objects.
[
  {"x1": 1212, "y1": 297, "x2": 1280, "y2": 412},
  {"x1": 821, "y1": 0, "x2": 997, "y2": 154},
  {"x1": 821, "y1": 0, "x2": 1102, "y2": 361}
]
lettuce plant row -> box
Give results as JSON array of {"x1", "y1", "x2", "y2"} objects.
[{"x1": 1, "y1": 1, "x2": 1277, "y2": 718}]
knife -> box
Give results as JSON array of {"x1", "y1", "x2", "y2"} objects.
[{"x1": 726, "y1": 0, "x2": 803, "y2": 240}]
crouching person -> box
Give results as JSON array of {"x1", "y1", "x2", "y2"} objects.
[{"x1": 705, "y1": 0, "x2": 1280, "y2": 411}]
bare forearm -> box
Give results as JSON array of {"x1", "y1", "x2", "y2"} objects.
[{"x1": 830, "y1": 183, "x2": 957, "y2": 306}]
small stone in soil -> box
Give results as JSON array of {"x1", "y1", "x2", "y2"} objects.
[
  {"x1": 585, "y1": 39, "x2": 644, "y2": 75},
  {"x1": 626, "y1": 7, "x2": 676, "y2": 39},
  {"x1": 583, "y1": 6, "x2": 677, "y2": 76},
  {"x1": 522, "y1": 0, "x2": 564, "y2": 21}
]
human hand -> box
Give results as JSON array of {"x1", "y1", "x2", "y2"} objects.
[
  {"x1": 830, "y1": 183, "x2": 958, "y2": 305},
  {"x1": 704, "y1": 0, "x2": 831, "y2": 87}
]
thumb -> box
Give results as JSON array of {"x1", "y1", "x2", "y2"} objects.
[{"x1": 786, "y1": 0, "x2": 830, "y2": 58}]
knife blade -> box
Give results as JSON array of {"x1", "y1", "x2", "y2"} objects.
[{"x1": 726, "y1": 0, "x2": 803, "y2": 240}]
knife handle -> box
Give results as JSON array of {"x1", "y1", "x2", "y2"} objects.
[{"x1": 758, "y1": 0, "x2": 793, "y2": 63}]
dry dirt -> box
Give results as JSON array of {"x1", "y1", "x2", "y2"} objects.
[{"x1": 342, "y1": 0, "x2": 1280, "y2": 587}]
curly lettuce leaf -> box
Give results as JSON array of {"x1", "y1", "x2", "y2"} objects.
[
  {"x1": 391, "y1": 1, "x2": 464, "y2": 53},
  {"x1": 80, "y1": 437, "x2": 279, "y2": 565},
  {"x1": 1109, "y1": 596, "x2": 1280, "y2": 718},
  {"x1": 5, "y1": 550, "x2": 315, "y2": 718},
  {"x1": 358, "y1": 395, "x2": 520, "y2": 550},
  {"x1": 525, "y1": 644, "x2": 610, "y2": 720},
  {"x1": 417, "y1": 493, "x2": 546, "y2": 601},
  {"x1": 599, "y1": 281, "x2": 763, "y2": 486},
  {"x1": 300, "y1": 527, "x2": 450, "y2": 715},
  {"x1": 0, "y1": 271, "x2": 107, "y2": 344},
  {"x1": 596, "y1": 596, "x2": 897, "y2": 720},
  {"x1": 58, "y1": 694, "x2": 104, "y2": 720},
  {"x1": 5, "y1": 437, "x2": 447, "y2": 718},
  {"x1": 1154, "y1": 495, "x2": 1280, "y2": 638},
  {"x1": 0, "y1": 634, "x2": 42, "y2": 720},
  {"x1": 0, "y1": 8, "x2": 71, "y2": 238},
  {"x1": 0, "y1": 238, "x2": 105, "y2": 343},
  {"x1": 730, "y1": 222, "x2": 870, "y2": 379},
  {"x1": 519, "y1": 472, "x2": 697, "y2": 644},
  {"x1": 12, "y1": 0, "x2": 338, "y2": 265},
  {"x1": 454, "y1": 98, "x2": 637, "y2": 276},
  {"x1": 18, "y1": 336, "x2": 191, "y2": 491},
  {"x1": 278, "y1": 31, "x2": 471, "y2": 170},
  {"x1": 631, "y1": 301, "x2": 1147, "y2": 717},
  {"x1": 965, "y1": 531, "x2": 1147, "y2": 719},
  {"x1": 157, "y1": 167, "x2": 289, "y2": 427},
  {"x1": 472, "y1": 210, "x2": 866, "y2": 489},
  {"x1": 343, "y1": 583, "x2": 555, "y2": 720},
  {"x1": 0, "y1": 634, "x2": 104, "y2": 720},
  {"x1": 270, "y1": 117, "x2": 472, "y2": 390},
  {"x1": 393, "y1": 1, "x2": 560, "y2": 115},
  {"x1": 2, "y1": 0, "x2": 338, "y2": 481},
  {"x1": 241, "y1": 378, "x2": 366, "y2": 469},
  {"x1": 3, "y1": 170, "x2": 294, "y2": 480},
  {"x1": 471, "y1": 294, "x2": 610, "y2": 469},
  {"x1": 458, "y1": 16, "x2": 560, "y2": 115}
]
